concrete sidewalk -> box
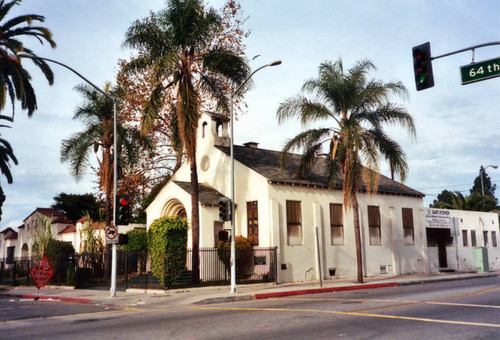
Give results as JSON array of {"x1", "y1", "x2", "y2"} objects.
[{"x1": 1, "y1": 271, "x2": 498, "y2": 309}]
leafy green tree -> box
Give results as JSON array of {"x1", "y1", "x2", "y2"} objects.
[
  {"x1": 0, "y1": 0, "x2": 56, "y2": 117},
  {"x1": 434, "y1": 191, "x2": 499, "y2": 212},
  {"x1": 470, "y1": 166, "x2": 497, "y2": 197},
  {"x1": 60, "y1": 83, "x2": 144, "y2": 226},
  {"x1": 123, "y1": 0, "x2": 250, "y2": 283},
  {"x1": 429, "y1": 189, "x2": 455, "y2": 208},
  {"x1": 277, "y1": 59, "x2": 415, "y2": 283},
  {"x1": 51, "y1": 192, "x2": 103, "y2": 222}
]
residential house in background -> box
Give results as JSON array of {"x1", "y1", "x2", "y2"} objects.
[{"x1": 0, "y1": 227, "x2": 18, "y2": 264}]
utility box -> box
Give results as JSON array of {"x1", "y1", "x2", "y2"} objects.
[{"x1": 473, "y1": 247, "x2": 489, "y2": 273}]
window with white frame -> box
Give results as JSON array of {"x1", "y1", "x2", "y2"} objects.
[
  {"x1": 492, "y1": 231, "x2": 497, "y2": 247},
  {"x1": 286, "y1": 200, "x2": 302, "y2": 246},
  {"x1": 402, "y1": 208, "x2": 414, "y2": 245},
  {"x1": 330, "y1": 203, "x2": 344, "y2": 245},
  {"x1": 368, "y1": 206, "x2": 381, "y2": 245},
  {"x1": 483, "y1": 231, "x2": 489, "y2": 247}
]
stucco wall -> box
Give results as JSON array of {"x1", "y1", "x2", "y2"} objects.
[{"x1": 267, "y1": 184, "x2": 426, "y2": 282}]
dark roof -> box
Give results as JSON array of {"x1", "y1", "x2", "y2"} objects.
[
  {"x1": 205, "y1": 111, "x2": 229, "y2": 122},
  {"x1": 215, "y1": 145, "x2": 424, "y2": 198},
  {"x1": 23, "y1": 208, "x2": 73, "y2": 224},
  {"x1": 174, "y1": 181, "x2": 225, "y2": 206}
]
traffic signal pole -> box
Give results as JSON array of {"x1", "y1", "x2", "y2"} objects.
[
  {"x1": 111, "y1": 100, "x2": 118, "y2": 298},
  {"x1": 413, "y1": 41, "x2": 500, "y2": 91}
]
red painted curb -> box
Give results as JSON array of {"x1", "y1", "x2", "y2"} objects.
[
  {"x1": 253, "y1": 282, "x2": 398, "y2": 299},
  {"x1": 21, "y1": 295, "x2": 91, "y2": 304}
]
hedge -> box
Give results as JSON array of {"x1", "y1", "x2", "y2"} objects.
[
  {"x1": 147, "y1": 216, "x2": 188, "y2": 288},
  {"x1": 217, "y1": 236, "x2": 254, "y2": 279},
  {"x1": 122, "y1": 229, "x2": 147, "y2": 252}
]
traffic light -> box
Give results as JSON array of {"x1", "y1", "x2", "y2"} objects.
[
  {"x1": 412, "y1": 42, "x2": 434, "y2": 91},
  {"x1": 118, "y1": 233, "x2": 129, "y2": 245},
  {"x1": 218, "y1": 197, "x2": 231, "y2": 222},
  {"x1": 116, "y1": 195, "x2": 130, "y2": 225}
]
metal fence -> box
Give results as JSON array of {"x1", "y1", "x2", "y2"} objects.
[{"x1": 1, "y1": 247, "x2": 277, "y2": 290}]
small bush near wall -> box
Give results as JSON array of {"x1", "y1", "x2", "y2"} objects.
[
  {"x1": 217, "y1": 236, "x2": 254, "y2": 279},
  {"x1": 148, "y1": 216, "x2": 188, "y2": 288},
  {"x1": 122, "y1": 229, "x2": 148, "y2": 252}
]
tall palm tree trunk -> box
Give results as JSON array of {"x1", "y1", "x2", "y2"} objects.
[
  {"x1": 190, "y1": 159, "x2": 200, "y2": 284},
  {"x1": 353, "y1": 199, "x2": 364, "y2": 283}
]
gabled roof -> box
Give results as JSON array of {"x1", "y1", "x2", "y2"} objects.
[
  {"x1": 23, "y1": 208, "x2": 73, "y2": 224},
  {"x1": 0, "y1": 227, "x2": 17, "y2": 237},
  {"x1": 216, "y1": 145, "x2": 424, "y2": 198},
  {"x1": 174, "y1": 181, "x2": 224, "y2": 206}
]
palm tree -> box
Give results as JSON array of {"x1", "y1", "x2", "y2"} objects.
[
  {"x1": 0, "y1": 115, "x2": 17, "y2": 183},
  {"x1": 277, "y1": 59, "x2": 415, "y2": 283},
  {"x1": 123, "y1": 0, "x2": 250, "y2": 283},
  {"x1": 60, "y1": 83, "x2": 141, "y2": 226},
  {"x1": 0, "y1": 0, "x2": 56, "y2": 117},
  {"x1": 435, "y1": 191, "x2": 499, "y2": 212}
]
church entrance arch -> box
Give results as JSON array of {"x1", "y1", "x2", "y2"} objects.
[{"x1": 161, "y1": 199, "x2": 187, "y2": 219}]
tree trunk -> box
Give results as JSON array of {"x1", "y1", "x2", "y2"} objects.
[
  {"x1": 190, "y1": 158, "x2": 200, "y2": 284},
  {"x1": 353, "y1": 199, "x2": 364, "y2": 283}
]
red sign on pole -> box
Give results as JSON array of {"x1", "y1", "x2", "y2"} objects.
[{"x1": 30, "y1": 255, "x2": 54, "y2": 289}]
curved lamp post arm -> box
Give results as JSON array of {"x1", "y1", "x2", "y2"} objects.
[
  {"x1": 18, "y1": 52, "x2": 120, "y2": 298},
  {"x1": 17, "y1": 52, "x2": 114, "y2": 102},
  {"x1": 480, "y1": 164, "x2": 498, "y2": 196}
]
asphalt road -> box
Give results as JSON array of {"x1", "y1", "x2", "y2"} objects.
[{"x1": 1, "y1": 276, "x2": 498, "y2": 339}]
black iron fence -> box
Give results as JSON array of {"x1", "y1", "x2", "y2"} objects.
[{"x1": 0, "y1": 247, "x2": 277, "y2": 290}]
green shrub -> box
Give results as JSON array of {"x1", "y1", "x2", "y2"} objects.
[
  {"x1": 147, "y1": 216, "x2": 188, "y2": 288},
  {"x1": 217, "y1": 236, "x2": 254, "y2": 279},
  {"x1": 122, "y1": 229, "x2": 148, "y2": 252}
]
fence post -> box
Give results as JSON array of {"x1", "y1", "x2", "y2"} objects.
[
  {"x1": 124, "y1": 251, "x2": 128, "y2": 290},
  {"x1": 12, "y1": 261, "x2": 17, "y2": 286},
  {"x1": 26, "y1": 259, "x2": 30, "y2": 287},
  {"x1": 0, "y1": 261, "x2": 3, "y2": 283}
]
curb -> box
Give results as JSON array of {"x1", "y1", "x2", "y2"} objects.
[
  {"x1": 252, "y1": 282, "x2": 398, "y2": 300},
  {"x1": 19, "y1": 295, "x2": 91, "y2": 304}
]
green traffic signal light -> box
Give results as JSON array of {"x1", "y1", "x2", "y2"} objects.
[{"x1": 412, "y1": 42, "x2": 434, "y2": 91}]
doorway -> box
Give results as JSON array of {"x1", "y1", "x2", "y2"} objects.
[{"x1": 426, "y1": 228, "x2": 452, "y2": 269}]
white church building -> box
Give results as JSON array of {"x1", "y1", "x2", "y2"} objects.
[{"x1": 146, "y1": 112, "x2": 429, "y2": 283}]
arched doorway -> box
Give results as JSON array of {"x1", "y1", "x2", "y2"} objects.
[{"x1": 161, "y1": 199, "x2": 187, "y2": 219}]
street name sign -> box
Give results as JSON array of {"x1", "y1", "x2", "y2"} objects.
[
  {"x1": 106, "y1": 225, "x2": 119, "y2": 244},
  {"x1": 460, "y1": 57, "x2": 500, "y2": 85}
]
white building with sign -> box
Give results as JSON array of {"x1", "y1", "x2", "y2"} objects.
[{"x1": 425, "y1": 208, "x2": 500, "y2": 272}]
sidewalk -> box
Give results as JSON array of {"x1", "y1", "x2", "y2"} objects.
[{"x1": 1, "y1": 271, "x2": 498, "y2": 309}]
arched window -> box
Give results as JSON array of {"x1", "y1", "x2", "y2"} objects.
[
  {"x1": 202, "y1": 122, "x2": 208, "y2": 138},
  {"x1": 216, "y1": 122, "x2": 222, "y2": 137}
]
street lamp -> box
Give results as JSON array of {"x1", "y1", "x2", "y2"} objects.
[
  {"x1": 229, "y1": 59, "x2": 281, "y2": 293},
  {"x1": 480, "y1": 164, "x2": 498, "y2": 196},
  {"x1": 17, "y1": 52, "x2": 120, "y2": 297}
]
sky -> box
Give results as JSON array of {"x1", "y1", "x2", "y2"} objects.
[{"x1": 2, "y1": 0, "x2": 500, "y2": 231}]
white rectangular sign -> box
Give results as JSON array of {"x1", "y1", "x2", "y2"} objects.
[{"x1": 425, "y1": 209, "x2": 452, "y2": 228}]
